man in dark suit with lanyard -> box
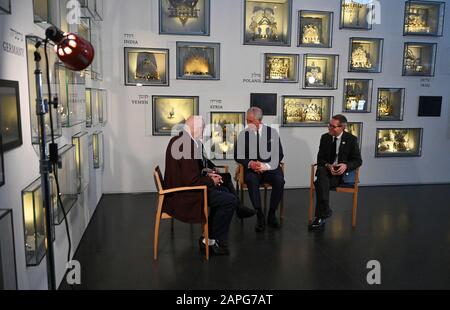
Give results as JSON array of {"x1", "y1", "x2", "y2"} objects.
[
  {"x1": 234, "y1": 107, "x2": 285, "y2": 232},
  {"x1": 309, "y1": 114, "x2": 362, "y2": 231}
]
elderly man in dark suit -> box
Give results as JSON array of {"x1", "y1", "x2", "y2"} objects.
[
  {"x1": 309, "y1": 114, "x2": 362, "y2": 231},
  {"x1": 234, "y1": 107, "x2": 285, "y2": 232},
  {"x1": 164, "y1": 116, "x2": 237, "y2": 256}
]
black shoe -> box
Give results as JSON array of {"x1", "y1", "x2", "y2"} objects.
[
  {"x1": 236, "y1": 206, "x2": 256, "y2": 219},
  {"x1": 308, "y1": 218, "x2": 326, "y2": 231},
  {"x1": 198, "y1": 237, "x2": 230, "y2": 256},
  {"x1": 255, "y1": 211, "x2": 266, "y2": 233},
  {"x1": 267, "y1": 214, "x2": 281, "y2": 230}
]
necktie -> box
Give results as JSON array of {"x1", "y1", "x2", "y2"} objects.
[{"x1": 331, "y1": 136, "x2": 337, "y2": 164}]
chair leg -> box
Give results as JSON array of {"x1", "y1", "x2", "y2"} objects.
[
  {"x1": 280, "y1": 193, "x2": 284, "y2": 223},
  {"x1": 203, "y1": 190, "x2": 209, "y2": 261},
  {"x1": 352, "y1": 190, "x2": 359, "y2": 228},
  {"x1": 308, "y1": 185, "x2": 314, "y2": 225},
  {"x1": 153, "y1": 197, "x2": 164, "y2": 260},
  {"x1": 263, "y1": 187, "x2": 268, "y2": 215},
  {"x1": 203, "y1": 222, "x2": 209, "y2": 260}
]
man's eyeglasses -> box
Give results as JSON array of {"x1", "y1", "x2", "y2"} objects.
[{"x1": 328, "y1": 123, "x2": 343, "y2": 129}]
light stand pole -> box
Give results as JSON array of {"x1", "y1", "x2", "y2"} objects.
[
  {"x1": 31, "y1": 26, "x2": 94, "y2": 290},
  {"x1": 33, "y1": 45, "x2": 57, "y2": 291}
]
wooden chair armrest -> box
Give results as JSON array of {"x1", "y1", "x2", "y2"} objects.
[{"x1": 162, "y1": 185, "x2": 208, "y2": 195}]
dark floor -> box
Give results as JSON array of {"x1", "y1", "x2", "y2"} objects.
[{"x1": 60, "y1": 185, "x2": 450, "y2": 290}]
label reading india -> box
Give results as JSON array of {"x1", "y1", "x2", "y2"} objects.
[
  {"x1": 124, "y1": 34, "x2": 139, "y2": 45},
  {"x1": 132, "y1": 95, "x2": 149, "y2": 105}
]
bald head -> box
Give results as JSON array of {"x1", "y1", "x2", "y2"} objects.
[{"x1": 185, "y1": 115, "x2": 205, "y2": 139}]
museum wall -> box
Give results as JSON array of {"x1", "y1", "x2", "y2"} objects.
[
  {"x1": 0, "y1": 1, "x2": 105, "y2": 289},
  {"x1": 101, "y1": 0, "x2": 450, "y2": 194}
]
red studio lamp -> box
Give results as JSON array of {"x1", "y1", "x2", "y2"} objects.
[{"x1": 45, "y1": 26, "x2": 95, "y2": 71}]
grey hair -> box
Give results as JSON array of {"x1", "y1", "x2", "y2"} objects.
[{"x1": 247, "y1": 107, "x2": 263, "y2": 121}]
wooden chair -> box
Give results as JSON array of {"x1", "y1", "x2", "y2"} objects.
[
  {"x1": 153, "y1": 166, "x2": 210, "y2": 260},
  {"x1": 235, "y1": 163, "x2": 285, "y2": 221},
  {"x1": 308, "y1": 164, "x2": 360, "y2": 228}
]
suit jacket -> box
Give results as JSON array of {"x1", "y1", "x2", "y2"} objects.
[
  {"x1": 163, "y1": 131, "x2": 214, "y2": 223},
  {"x1": 317, "y1": 131, "x2": 362, "y2": 172},
  {"x1": 234, "y1": 125, "x2": 284, "y2": 172}
]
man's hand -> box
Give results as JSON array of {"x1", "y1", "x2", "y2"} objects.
[
  {"x1": 334, "y1": 163, "x2": 347, "y2": 176},
  {"x1": 249, "y1": 161, "x2": 261, "y2": 172},
  {"x1": 208, "y1": 173, "x2": 223, "y2": 186},
  {"x1": 254, "y1": 161, "x2": 269, "y2": 173}
]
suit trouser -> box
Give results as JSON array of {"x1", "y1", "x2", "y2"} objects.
[
  {"x1": 207, "y1": 186, "x2": 237, "y2": 243},
  {"x1": 218, "y1": 173, "x2": 239, "y2": 201},
  {"x1": 314, "y1": 166, "x2": 342, "y2": 218},
  {"x1": 244, "y1": 168, "x2": 285, "y2": 214}
]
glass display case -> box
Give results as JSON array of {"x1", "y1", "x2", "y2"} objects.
[
  {"x1": 85, "y1": 88, "x2": 99, "y2": 127},
  {"x1": 243, "y1": 0, "x2": 292, "y2": 46},
  {"x1": 349, "y1": 38, "x2": 384, "y2": 73},
  {"x1": 0, "y1": 136, "x2": 4, "y2": 187},
  {"x1": 402, "y1": 42, "x2": 437, "y2": 76},
  {"x1": 0, "y1": 79, "x2": 23, "y2": 151},
  {"x1": 98, "y1": 89, "x2": 107, "y2": 125},
  {"x1": 303, "y1": 54, "x2": 338, "y2": 89},
  {"x1": 93, "y1": 131, "x2": 104, "y2": 169},
  {"x1": 53, "y1": 144, "x2": 78, "y2": 224},
  {"x1": 250, "y1": 93, "x2": 277, "y2": 116},
  {"x1": 0, "y1": 0, "x2": 11, "y2": 14},
  {"x1": 264, "y1": 53, "x2": 298, "y2": 83},
  {"x1": 376, "y1": 88, "x2": 405, "y2": 121},
  {"x1": 210, "y1": 112, "x2": 245, "y2": 160},
  {"x1": 80, "y1": 0, "x2": 103, "y2": 20},
  {"x1": 94, "y1": 0, "x2": 103, "y2": 21},
  {"x1": 281, "y1": 96, "x2": 333, "y2": 127},
  {"x1": 340, "y1": 0, "x2": 373, "y2": 30},
  {"x1": 0, "y1": 209, "x2": 17, "y2": 289},
  {"x1": 90, "y1": 19, "x2": 103, "y2": 80},
  {"x1": 125, "y1": 47, "x2": 170, "y2": 86},
  {"x1": 298, "y1": 10, "x2": 333, "y2": 48},
  {"x1": 79, "y1": 0, "x2": 97, "y2": 18},
  {"x1": 159, "y1": 0, "x2": 210, "y2": 35},
  {"x1": 176, "y1": 42, "x2": 220, "y2": 80},
  {"x1": 418, "y1": 96, "x2": 442, "y2": 117},
  {"x1": 342, "y1": 79, "x2": 373, "y2": 113},
  {"x1": 55, "y1": 63, "x2": 86, "y2": 128},
  {"x1": 346, "y1": 122, "x2": 363, "y2": 148},
  {"x1": 404, "y1": 1, "x2": 445, "y2": 36},
  {"x1": 376, "y1": 128, "x2": 423, "y2": 157},
  {"x1": 72, "y1": 132, "x2": 89, "y2": 193},
  {"x1": 33, "y1": 0, "x2": 60, "y2": 28},
  {"x1": 26, "y1": 36, "x2": 62, "y2": 145},
  {"x1": 22, "y1": 178, "x2": 46, "y2": 266},
  {"x1": 152, "y1": 96, "x2": 199, "y2": 136},
  {"x1": 78, "y1": 17, "x2": 91, "y2": 42}
]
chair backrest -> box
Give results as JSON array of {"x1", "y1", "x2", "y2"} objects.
[{"x1": 153, "y1": 166, "x2": 164, "y2": 194}]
